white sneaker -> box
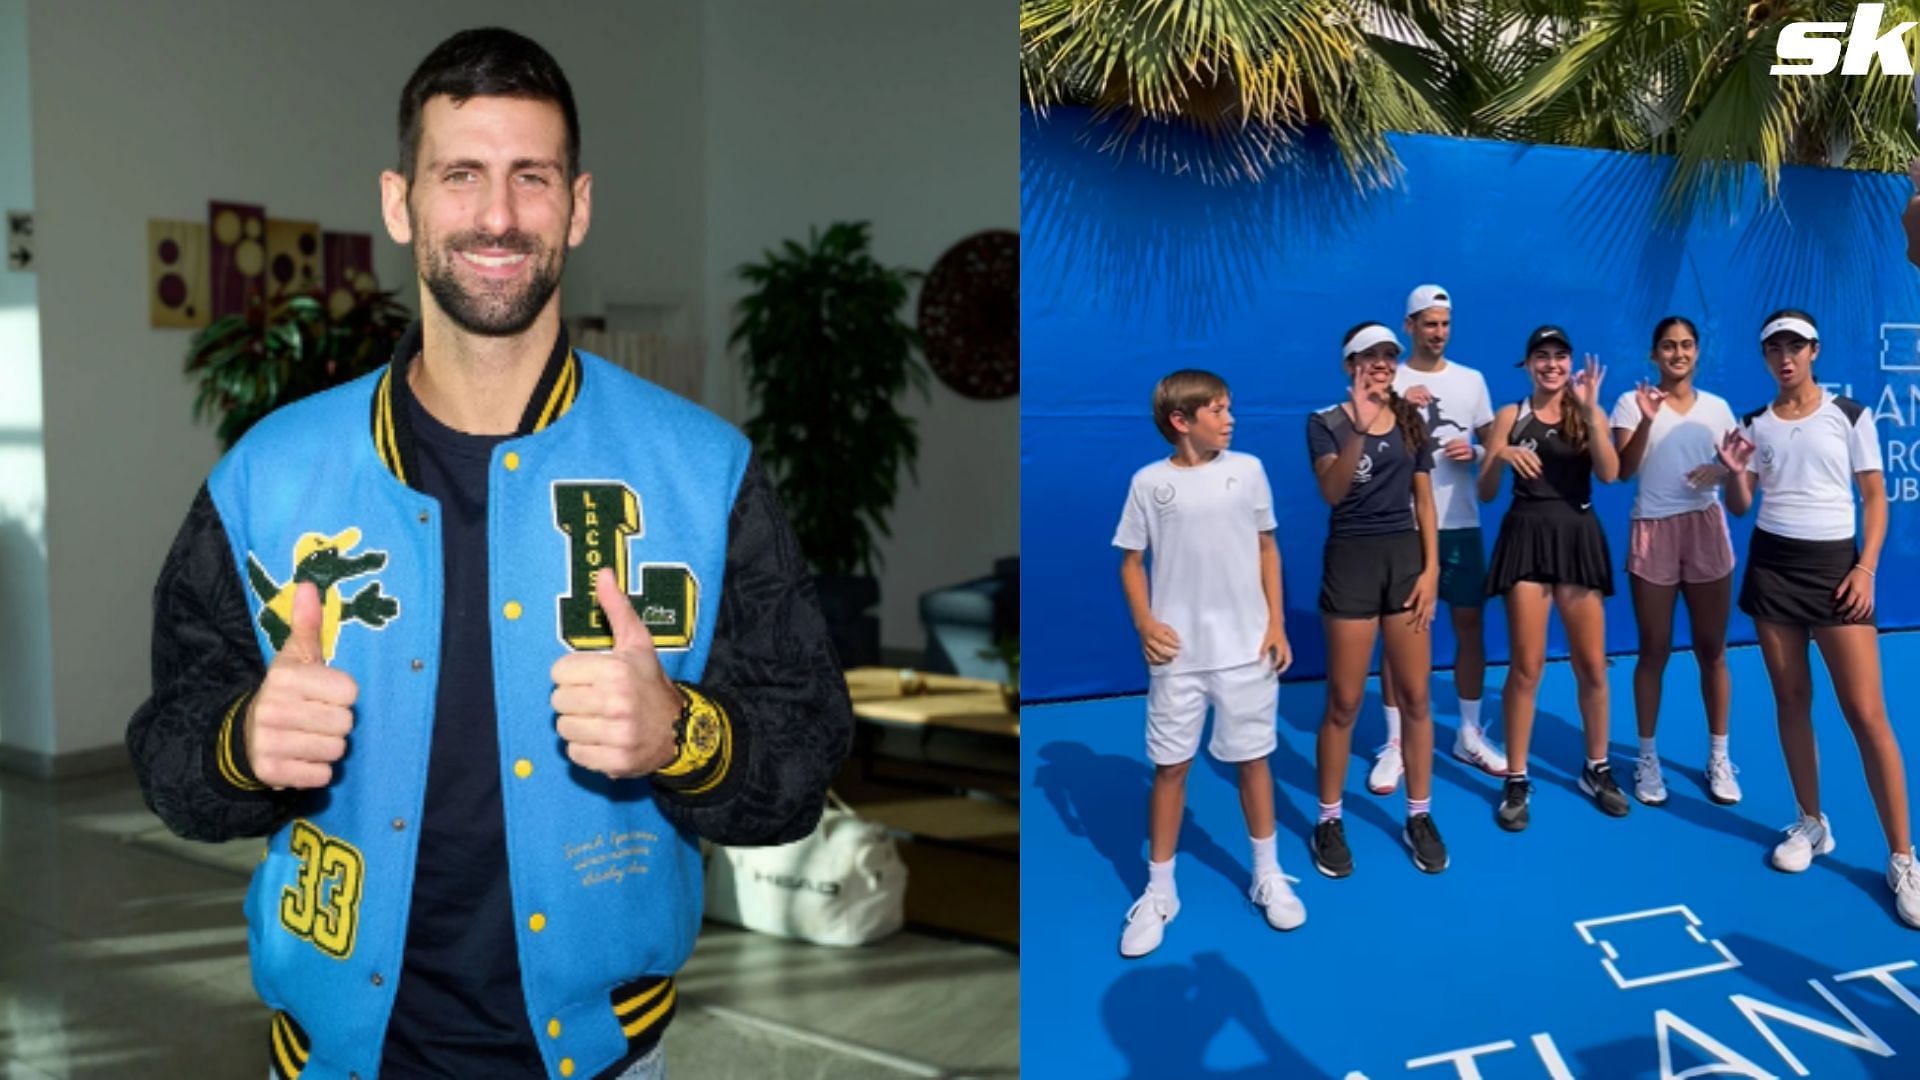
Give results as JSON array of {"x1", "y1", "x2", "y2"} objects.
[
  {"x1": 1890, "y1": 851, "x2": 1920, "y2": 929},
  {"x1": 1633, "y1": 751, "x2": 1668, "y2": 806},
  {"x1": 1251, "y1": 871, "x2": 1306, "y2": 931},
  {"x1": 1453, "y1": 725, "x2": 1508, "y2": 776},
  {"x1": 1368, "y1": 741, "x2": 1403, "y2": 795},
  {"x1": 1120, "y1": 890, "x2": 1179, "y2": 957},
  {"x1": 1705, "y1": 755, "x2": 1742, "y2": 805},
  {"x1": 1772, "y1": 813, "x2": 1835, "y2": 873}
]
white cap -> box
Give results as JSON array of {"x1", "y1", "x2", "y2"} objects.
[
  {"x1": 1406, "y1": 284, "x2": 1451, "y2": 318},
  {"x1": 1760, "y1": 316, "x2": 1818, "y2": 343},
  {"x1": 1343, "y1": 324, "x2": 1402, "y2": 358}
]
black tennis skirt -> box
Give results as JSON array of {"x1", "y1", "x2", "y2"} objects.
[
  {"x1": 1486, "y1": 500, "x2": 1614, "y2": 596},
  {"x1": 1739, "y1": 528, "x2": 1874, "y2": 628}
]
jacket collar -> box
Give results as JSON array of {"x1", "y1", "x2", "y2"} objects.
[{"x1": 371, "y1": 321, "x2": 581, "y2": 487}]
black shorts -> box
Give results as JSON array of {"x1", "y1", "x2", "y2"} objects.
[
  {"x1": 1739, "y1": 528, "x2": 1874, "y2": 629},
  {"x1": 1321, "y1": 531, "x2": 1423, "y2": 619}
]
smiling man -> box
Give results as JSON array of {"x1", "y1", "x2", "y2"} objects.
[{"x1": 127, "y1": 28, "x2": 852, "y2": 1080}]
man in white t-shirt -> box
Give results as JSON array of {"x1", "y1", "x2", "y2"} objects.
[
  {"x1": 1371, "y1": 285, "x2": 1508, "y2": 794},
  {"x1": 1110, "y1": 369, "x2": 1303, "y2": 958}
]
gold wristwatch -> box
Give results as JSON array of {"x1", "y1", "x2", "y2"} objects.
[{"x1": 665, "y1": 685, "x2": 724, "y2": 777}]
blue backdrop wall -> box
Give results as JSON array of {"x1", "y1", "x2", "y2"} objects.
[{"x1": 1023, "y1": 110, "x2": 1920, "y2": 703}]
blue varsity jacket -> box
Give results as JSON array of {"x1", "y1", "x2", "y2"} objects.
[{"x1": 127, "y1": 332, "x2": 854, "y2": 1080}]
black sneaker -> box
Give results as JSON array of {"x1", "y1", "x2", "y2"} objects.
[
  {"x1": 1580, "y1": 762, "x2": 1632, "y2": 818},
  {"x1": 1403, "y1": 813, "x2": 1449, "y2": 873},
  {"x1": 1310, "y1": 819, "x2": 1353, "y2": 878},
  {"x1": 1496, "y1": 777, "x2": 1531, "y2": 832}
]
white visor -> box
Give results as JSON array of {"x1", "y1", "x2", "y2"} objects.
[
  {"x1": 1759, "y1": 317, "x2": 1818, "y2": 343},
  {"x1": 1343, "y1": 324, "x2": 1402, "y2": 359}
]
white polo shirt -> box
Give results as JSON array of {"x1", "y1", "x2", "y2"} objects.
[
  {"x1": 1114, "y1": 450, "x2": 1276, "y2": 674},
  {"x1": 1610, "y1": 389, "x2": 1738, "y2": 520},
  {"x1": 1742, "y1": 391, "x2": 1882, "y2": 542}
]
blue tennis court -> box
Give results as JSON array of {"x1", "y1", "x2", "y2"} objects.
[{"x1": 1023, "y1": 638, "x2": 1920, "y2": 1079}]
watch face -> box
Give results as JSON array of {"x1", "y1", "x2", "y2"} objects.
[
  {"x1": 689, "y1": 719, "x2": 721, "y2": 757},
  {"x1": 685, "y1": 702, "x2": 722, "y2": 757}
]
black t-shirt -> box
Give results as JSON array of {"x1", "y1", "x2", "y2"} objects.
[
  {"x1": 1509, "y1": 402, "x2": 1594, "y2": 509},
  {"x1": 1307, "y1": 405, "x2": 1432, "y2": 537},
  {"x1": 380, "y1": 394, "x2": 543, "y2": 1078}
]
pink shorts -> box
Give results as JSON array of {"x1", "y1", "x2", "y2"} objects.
[{"x1": 1627, "y1": 504, "x2": 1735, "y2": 586}]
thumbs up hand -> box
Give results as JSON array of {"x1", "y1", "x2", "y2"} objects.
[
  {"x1": 245, "y1": 581, "x2": 360, "y2": 789},
  {"x1": 550, "y1": 568, "x2": 683, "y2": 779}
]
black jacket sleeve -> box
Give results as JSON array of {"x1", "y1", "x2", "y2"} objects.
[
  {"x1": 651, "y1": 455, "x2": 854, "y2": 845},
  {"x1": 126, "y1": 484, "x2": 293, "y2": 841}
]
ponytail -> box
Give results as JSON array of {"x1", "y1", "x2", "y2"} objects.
[
  {"x1": 1386, "y1": 388, "x2": 1428, "y2": 456},
  {"x1": 1558, "y1": 385, "x2": 1589, "y2": 451}
]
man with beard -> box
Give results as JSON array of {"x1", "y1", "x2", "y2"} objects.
[{"x1": 126, "y1": 28, "x2": 851, "y2": 1080}]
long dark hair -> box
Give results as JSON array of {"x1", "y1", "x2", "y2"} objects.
[{"x1": 1343, "y1": 322, "x2": 1427, "y2": 454}]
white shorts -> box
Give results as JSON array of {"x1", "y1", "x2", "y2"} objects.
[{"x1": 1146, "y1": 660, "x2": 1278, "y2": 766}]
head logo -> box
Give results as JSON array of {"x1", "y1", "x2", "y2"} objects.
[
  {"x1": 246, "y1": 528, "x2": 399, "y2": 662},
  {"x1": 1772, "y1": 4, "x2": 1916, "y2": 75}
]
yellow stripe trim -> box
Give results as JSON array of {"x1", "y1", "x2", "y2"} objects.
[
  {"x1": 561, "y1": 351, "x2": 580, "y2": 413},
  {"x1": 217, "y1": 693, "x2": 264, "y2": 791},
  {"x1": 614, "y1": 978, "x2": 670, "y2": 1017},
  {"x1": 271, "y1": 1015, "x2": 304, "y2": 1077},
  {"x1": 284, "y1": 1012, "x2": 310, "y2": 1064},
  {"x1": 620, "y1": 983, "x2": 678, "y2": 1038},
  {"x1": 374, "y1": 371, "x2": 394, "y2": 473},
  {"x1": 536, "y1": 353, "x2": 576, "y2": 431},
  {"x1": 380, "y1": 372, "x2": 407, "y2": 484}
]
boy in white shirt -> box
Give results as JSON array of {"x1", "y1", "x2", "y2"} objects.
[
  {"x1": 1112, "y1": 369, "x2": 1305, "y2": 958},
  {"x1": 1373, "y1": 285, "x2": 1508, "y2": 794}
]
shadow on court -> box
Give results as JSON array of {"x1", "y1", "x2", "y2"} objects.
[
  {"x1": 1099, "y1": 951, "x2": 1333, "y2": 1080},
  {"x1": 1035, "y1": 741, "x2": 1250, "y2": 901}
]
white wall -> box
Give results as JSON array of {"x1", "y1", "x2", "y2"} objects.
[
  {"x1": 25, "y1": 0, "x2": 1016, "y2": 763},
  {"x1": 26, "y1": 1, "x2": 703, "y2": 760},
  {"x1": 703, "y1": 1, "x2": 1017, "y2": 653},
  {"x1": 0, "y1": 0, "x2": 54, "y2": 762}
]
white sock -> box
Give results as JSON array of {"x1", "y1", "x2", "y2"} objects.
[
  {"x1": 1459, "y1": 698, "x2": 1482, "y2": 736},
  {"x1": 1148, "y1": 857, "x2": 1177, "y2": 899},
  {"x1": 1639, "y1": 737, "x2": 1657, "y2": 758},
  {"x1": 1384, "y1": 706, "x2": 1403, "y2": 744},
  {"x1": 1250, "y1": 833, "x2": 1279, "y2": 880},
  {"x1": 1710, "y1": 734, "x2": 1729, "y2": 759},
  {"x1": 1587, "y1": 757, "x2": 1609, "y2": 771}
]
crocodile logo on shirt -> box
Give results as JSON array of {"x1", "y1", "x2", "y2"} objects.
[{"x1": 246, "y1": 529, "x2": 399, "y2": 662}]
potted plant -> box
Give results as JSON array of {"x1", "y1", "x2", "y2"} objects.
[
  {"x1": 185, "y1": 287, "x2": 412, "y2": 449},
  {"x1": 731, "y1": 222, "x2": 927, "y2": 667}
]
